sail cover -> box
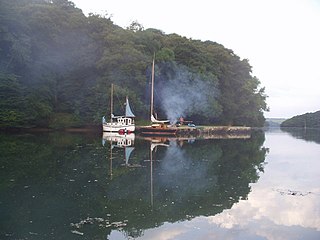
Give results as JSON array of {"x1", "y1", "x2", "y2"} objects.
[
  {"x1": 125, "y1": 98, "x2": 135, "y2": 117},
  {"x1": 151, "y1": 114, "x2": 169, "y2": 123}
]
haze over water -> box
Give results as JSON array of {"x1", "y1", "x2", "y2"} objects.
[{"x1": 0, "y1": 128, "x2": 319, "y2": 239}]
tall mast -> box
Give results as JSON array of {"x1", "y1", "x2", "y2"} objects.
[
  {"x1": 150, "y1": 56, "x2": 155, "y2": 120},
  {"x1": 110, "y1": 83, "x2": 114, "y2": 123}
]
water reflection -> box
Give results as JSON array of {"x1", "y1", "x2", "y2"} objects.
[
  {"x1": 0, "y1": 131, "x2": 267, "y2": 239},
  {"x1": 201, "y1": 129, "x2": 320, "y2": 240},
  {"x1": 281, "y1": 127, "x2": 320, "y2": 144},
  {"x1": 96, "y1": 131, "x2": 267, "y2": 238}
]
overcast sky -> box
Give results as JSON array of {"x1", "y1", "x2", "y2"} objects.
[{"x1": 72, "y1": 0, "x2": 320, "y2": 118}]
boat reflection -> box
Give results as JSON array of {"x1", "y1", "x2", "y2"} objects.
[
  {"x1": 102, "y1": 131, "x2": 135, "y2": 148},
  {"x1": 0, "y1": 131, "x2": 267, "y2": 239},
  {"x1": 101, "y1": 131, "x2": 267, "y2": 228},
  {"x1": 102, "y1": 132, "x2": 143, "y2": 180}
]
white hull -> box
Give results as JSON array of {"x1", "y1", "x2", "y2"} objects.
[
  {"x1": 102, "y1": 132, "x2": 135, "y2": 147},
  {"x1": 102, "y1": 86, "x2": 135, "y2": 133},
  {"x1": 103, "y1": 123, "x2": 135, "y2": 132}
]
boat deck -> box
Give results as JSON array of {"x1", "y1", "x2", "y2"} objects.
[{"x1": 136, "y1": 126, "x2": 251, "y2": 138}]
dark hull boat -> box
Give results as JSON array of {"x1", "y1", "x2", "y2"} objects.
[{"x1": 140, "y1": 125, "x2": 177, "y2": 136}]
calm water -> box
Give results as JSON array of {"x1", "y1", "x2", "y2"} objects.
[{"x1": 0, "y1": 128, "x2": 319, "y2": 239}]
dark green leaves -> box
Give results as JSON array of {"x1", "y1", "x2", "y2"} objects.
[{"x1": 0, "y1": 0, "x2": 268, "y2": 128}]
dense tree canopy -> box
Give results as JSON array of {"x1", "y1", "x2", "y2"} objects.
[
  {"x1": 281, "y1": 110, "x2": 320, "y2": 128},
  {"x1": 0, "y1": 0, "x2": 268, "y2": 128}
]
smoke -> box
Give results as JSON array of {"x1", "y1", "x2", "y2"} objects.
[
  {"x1": 156, "y1": 63, "x2": 218, "y2": 123},
  {"x1": 157, "y1": 141, "x2": 211, "y2": 197}
]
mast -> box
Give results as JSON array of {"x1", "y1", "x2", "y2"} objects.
[
  {"x1": 150, "y1": 57, "x2": 155, "y2": 120},
  {"x1": 110, "y1": 83, "x2": 114, "y2": 124},
  {"x1": 149, "y1": 56, "x2": 170, "y2": 125}
]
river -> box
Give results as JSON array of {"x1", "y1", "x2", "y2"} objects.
[{"x1": 0, "y1": 128, "x2": 319, "y2": 239}]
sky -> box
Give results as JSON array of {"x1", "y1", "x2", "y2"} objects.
[{"x1": 71, "y1": 0, "x2": 320, "y2": 118}]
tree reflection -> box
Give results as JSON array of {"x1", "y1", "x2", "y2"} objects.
[
  {"x1": 102, "y1": 130, "x2": 268, "y2": 238},
  {"x1": 281, "y1": 127, "x2": 320, "y2": 144},
  {"x1": 0, "y1": 130, "x2": 267, "y2": 239}
]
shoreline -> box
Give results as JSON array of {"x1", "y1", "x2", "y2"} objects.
[
  {"x1": 137, "y1": 125, "x2": 251, "y2": 138},
  {"x1": 1, "y1": 125, "x2": 252, "y2": 137},
  {"x1": 0, "y1": 126, "x2": 101, "y2": 133}
]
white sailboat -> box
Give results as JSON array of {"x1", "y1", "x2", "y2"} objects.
[{"x1": 102, "y1": 84, "x2": 135, "y2": 133}]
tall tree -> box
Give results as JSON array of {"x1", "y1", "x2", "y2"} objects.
[{"x1": 0, "y1": 0, "x2": 268, "y2": 128}]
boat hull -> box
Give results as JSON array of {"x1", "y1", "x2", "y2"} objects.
[
  {"x1": 103, "y1": 123, "x2": 135, "y2": 133},
  {"x1": 140, "y1": 126, "x2": 177, "y2": 136}
]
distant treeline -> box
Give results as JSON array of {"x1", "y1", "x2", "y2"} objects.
[
  {"x1": 0, "y1": 0, "x2": 268, "y2": 129},
  {"x1": 281, "y1": 111, "x2": 320, "y2": 128}
]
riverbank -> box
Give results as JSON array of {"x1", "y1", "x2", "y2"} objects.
[
  {"x1": 136, "y1": 125, "x2": 251, "y2": 139},
  {"x1": 2, "y1": 125, "x2": 251, "y2": 139},
  {"x1": 0, "y1": 126, "x2": 101, "y2": 133}
]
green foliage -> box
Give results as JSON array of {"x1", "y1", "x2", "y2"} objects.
[
  {"x1": 127, "y1": 20, "x2": 144, "y2": 32},
  {"x1": 281, "y1": 111, "x2": 320, "y2": 128},
  {"x1": 0, "y1": 73, "x2": 26, "y2": 127},
  {"x1": 0, "y1": 0, "x2": 268, "y2": 129},
  {"x1": 49, "y1": 112, "x2": 81, "y2": 129},
  {"x1": 156, "y1": 47, "x2": 175, "y2": 62}
]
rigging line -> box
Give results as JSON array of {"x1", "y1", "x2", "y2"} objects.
[
  {"x1": 115, "y1": 94, "x2": 123, "y2": 113},
  {"x1": 151, "y1": 60, "x2": 164, "y2": 114},
  {"x1": 150, "y1": 69, "x2": 161, "y2": 113},
  {"x1": 153, "y1": 85, "x2": 163, "y2": 118},
  {"x1": 112, "y1": 84, "x2": 126, "y2": 113},
  {"x1": 154, "y1": 88, "x2": 161, "y2": 105}
]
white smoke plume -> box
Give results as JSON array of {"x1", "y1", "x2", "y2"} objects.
[{"x1": 156, "y1": 64, "x2": 218, "y2": 123}]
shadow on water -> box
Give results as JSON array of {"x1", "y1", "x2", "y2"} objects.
[
  {"x1": 280, "y1": 127, "x2": 320, "y2": 144},
  {"x1": 0, "y1": 130, "x2": 267, "y2": 239}
]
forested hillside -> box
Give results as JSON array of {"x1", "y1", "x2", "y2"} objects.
[
  {"x1": 281, "y1": 111, "x2": 320, "y2": 128},
  {"x1": 0, "y1": 0, "x2": 268, "y2": 129}
]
